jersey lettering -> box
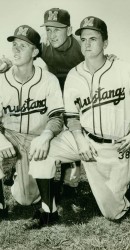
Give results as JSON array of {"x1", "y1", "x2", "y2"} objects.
[
  {"x1": 74, "y1": 87, "x2": 125, "y2": 113},
  {"x1": 3, "y1": 97, "x2": 47, "y2": 116}
]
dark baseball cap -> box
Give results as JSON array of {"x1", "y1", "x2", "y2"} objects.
[
  {"x1": 40, "y1": 8, "x2": 70, "y2": 28},
  {"x1": 75, "y1": 16, "x2": 108, "y2": 40},
  {"x1": 7, "y1": 25, "x2": 41, "y2": 48}
]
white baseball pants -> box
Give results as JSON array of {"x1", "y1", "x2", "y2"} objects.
[{"x1": 29, "y1": 130, "x2": 130, "y2": 220}]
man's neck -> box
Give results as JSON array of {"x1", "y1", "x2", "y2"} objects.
[
  {"x1": 13, "y1": 64, "x2": 35, "y2": 84},
  {"x1": 85, "y1": 54, "x2": 106, "y2": 75}
]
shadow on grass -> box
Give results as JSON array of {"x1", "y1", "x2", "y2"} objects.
[
  {"x1": 4, "y1": 181, "x2": 101, "y2": 224},
  {"x1": 6, "y1": 180, "x2": 130, "y2": 226},
  {"x1": 4, "y1": 186, "x2": 41, "y2": 221},
  {"x1": 58, "y1": 181, "x2": 102, "y2": 226}
]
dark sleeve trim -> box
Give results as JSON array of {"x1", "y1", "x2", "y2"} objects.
[
  {"x1": 64, "y1": 112, "x2": 79, "y2": 117},
  {"x1": 48, "y1": 107, "x2": 64, "y2": 117}
]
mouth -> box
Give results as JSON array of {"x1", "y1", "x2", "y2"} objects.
[
  {"x1": 51, "y1": 40, "x2": 58, "y2": 43},
  {"x1": 14, "y1": 54, "x2": 20, "y2": 59}
]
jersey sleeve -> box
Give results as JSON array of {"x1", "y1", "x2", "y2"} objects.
[
  {"x1": 44, "y1": 74, "x2": 64, "y2": 135},
  {"x1": 46, "y1": 74, "x2": 64, "y2": 117},
  {"x1": 64, "y1": 69, "x2": 81, "y2": 131}
]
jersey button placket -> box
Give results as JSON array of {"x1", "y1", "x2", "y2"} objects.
[{"x1": 19, "y1": 85, "x2": 23, "y2": 133}]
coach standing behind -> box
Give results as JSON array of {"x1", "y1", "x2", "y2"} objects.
[
  {"x1": 41, "y1": 8, "x2": 84, "y2": 91},
  {"x1": 41, "y1": 8, "x2": 84, "y2": 197}
]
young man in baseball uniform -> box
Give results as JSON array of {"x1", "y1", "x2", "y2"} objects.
[
  {"x1": 25, "y1": 16, "x2": 130, "y2": 229},
  {"x1": 0, "y1": 25, "x2": 64, "y2": 217}
]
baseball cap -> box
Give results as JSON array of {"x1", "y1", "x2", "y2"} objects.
[
  {"x1": 41, "y1": 8, "x2": 70, "y2": 28},
  {"x1": 75, "y1": 16, "x2": 108, "y2": 40},
  {"x1": 7, "y1": 25, "x2": 41, "y2": 48}
]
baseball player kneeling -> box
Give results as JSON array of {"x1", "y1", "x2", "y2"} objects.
[
  {"x1": 0, "y1": 25, "x2": 64, "y2": 217},
  {"x1": 25, "y1": 16, "x2": 130, "y2": 229}
]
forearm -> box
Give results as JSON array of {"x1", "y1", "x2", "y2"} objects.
[
  {"x1": 71, "y1": 129, "x2": 85, "y2": 148},
  {"x1": 44, "y1": 114, "x2": 64, "y2": 137},
  {"x1": 65, "y1": 117, "x2": 84, "y2": 147},
  {"x1": 66, "y1": 117, "x2": 82, "y2": 132}
]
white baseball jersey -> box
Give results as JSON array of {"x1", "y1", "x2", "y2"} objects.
[
  {"x1": 64, "y1": 59, "x2": 130, "y2": 140},
  {"x1": 0, "y1": 65, "x2": 64, "y2": 135}
]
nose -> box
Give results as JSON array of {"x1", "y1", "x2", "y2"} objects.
[
  {"x1": 50, "y1": 31, "x2": 56, "y2": 39},
  {"x1": 13, "y1": 44, "x2": 20, "y2": 52},
  {"x1": 85, "y1": 39, "x2": 91, "y2": 47}
]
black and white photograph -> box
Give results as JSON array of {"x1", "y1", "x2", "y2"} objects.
[{"x1": 0, "y1": 0, "x2": 130, "y2": 249}]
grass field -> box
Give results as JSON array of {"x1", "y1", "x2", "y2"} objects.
[{"x1": 0, "y1": 169, "x2": 130, "y2": 250}]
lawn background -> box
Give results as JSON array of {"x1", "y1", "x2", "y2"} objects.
[{"x1": 0, "y1": 167, "x2": 130, "y2": 250}]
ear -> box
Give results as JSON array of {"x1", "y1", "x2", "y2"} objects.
[
  {"x1": 32, "y1": 48, "x2": 39, "y2": 58},
  {"x1": 103, "y1": 40, "x2": 108, "y2": 49},
  {"x1": 67, "y1": 26, "x2": 72, "y2": 36}
]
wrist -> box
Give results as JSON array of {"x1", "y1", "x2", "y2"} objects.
[
  {"x1": 72, "y1": 129, "x2": 83, "y2": 139},
  {"x1": 72, "y1": 130, "x2": 85, "y2": 145},
  {"x1": 41, "y1": 130, "x2": 54, "y2": 140}
]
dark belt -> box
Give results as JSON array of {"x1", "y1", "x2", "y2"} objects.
[{"x1": 84, "y1": 130, "x2": 112, "y2": 143}]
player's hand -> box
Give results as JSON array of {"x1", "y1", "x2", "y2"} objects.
[
  {"x1": 77, "y1": 138, "x2": 97, "y2": 162},
  {"x1": 0, "y1": 59, "x2": 8, "y2": 73},
  {"x1": 72, "y1": 131, "x2": 97, "y2": 162},
  {"x1": 0, "y1": 146, "x2": 16, "y2": 159},
  {"x1": 29, "y1": 130, "x2": 53, "y2": 161},
  {"x1": 0, "y1": 55, "x2": 12, "y2": 73},
  {"x1": 0, "y1": 134, "x2": 16, "y2": 159},
  {"x1": 116, "y1": 134, "x2": 130, "y2": 154},
  {"x1": 106, "y1": 54, "x2": 118, "y2": 62}
]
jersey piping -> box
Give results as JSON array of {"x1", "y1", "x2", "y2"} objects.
[{"x1": 70, "y1": 60, "x2": 115, "y2": 137}]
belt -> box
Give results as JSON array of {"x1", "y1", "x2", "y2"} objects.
[{"x1": 84, "y1": 130, "x2": 112, "y2": 143}]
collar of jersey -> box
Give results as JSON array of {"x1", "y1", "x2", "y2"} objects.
[
  {"x1": 6, "y1": 65, "x2": 42, "y2": 88},
  {"x1": 83, "y1": 58, "x2": 111, "y2": 75}
]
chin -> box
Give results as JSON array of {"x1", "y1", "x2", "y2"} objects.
[
  {"x1": 50, "y1": 42, "x2": 61, "y2": 48},
  {"x1": 13, "y1": 61, "x2": 23, "y2": 66},
  {"x1": 85, "y1": 52, "x2": 93, "y2": 58},
  {"x1": 12, "y1": 60, "x2": 18, "y2": 66},
  {"x1": 51, "y1": 44, "x2": 59, "y2": 48}
]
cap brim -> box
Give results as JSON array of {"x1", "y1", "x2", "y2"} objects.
[
  {"x1": 75, "y1": 28, "x2": 82, "y2": 36},
  {"x1": 75, "y1": 27, "x2": 101, "y2": 36},
  {"x1": 7, "y1": 35, "x2": 34, "y2": 45},
  {"x1": 40, "y1": 21, "x2": 67, "y2": 28},
  {"x1": 7, "y1": 36, "x2": 16, "y2": 42}
]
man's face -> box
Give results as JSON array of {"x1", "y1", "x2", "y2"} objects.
[
  {"x1": 80, "y1": 29, "x2": 108, "y2": 59},
  {"x1": 12, "y1": 38, "x2": 36, "y2": 66},
  {"x1": 46, "y1": 26, "x2": 69, "y2": 48}
]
